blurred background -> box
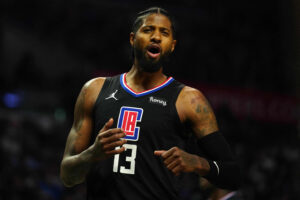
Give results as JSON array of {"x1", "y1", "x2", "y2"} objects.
[{"x1": 0, "y1": 0, "x2": 299, "y2": 199}]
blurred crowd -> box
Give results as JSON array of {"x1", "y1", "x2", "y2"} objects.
[
  {"x1": 0, "y1": 0, "x2": 299, "y2": 199},
  {"x1": 1, "y1": 0, "x2": 298, "y2": 94}
]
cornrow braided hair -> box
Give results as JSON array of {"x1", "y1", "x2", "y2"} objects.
[{"x1": 132, "y1": 7, "x2": 176, "y2": 39}]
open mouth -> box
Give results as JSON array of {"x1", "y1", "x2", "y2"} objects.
[{"x1": 147, "y1": 45, "x2": 161, "y2": 58}]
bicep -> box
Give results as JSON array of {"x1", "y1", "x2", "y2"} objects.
[
  {"x1": 177, "y1": 87, "x2": 218, "y2": 138},
  {"x1": 191, "y1": 96, "x2": 218, "y2": 138}
]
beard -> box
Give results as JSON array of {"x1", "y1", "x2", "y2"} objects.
[{"x1": 133, "y1": 44, "x2": 172, "y2": 73}]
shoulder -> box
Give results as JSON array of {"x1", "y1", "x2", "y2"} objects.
[
  {"x1": 83, "y1": 77, "x2": 106, "y2": 90},
  {"x1": 82, "y1": 77, "x2": 106, "y2": 99},
  {"x1": 176, "y1": 86, "x2": 210, "y2": 116},
  {"x1": 76, "y1": 77, "x2": 107, "y2": 112},
  {"x1": 178, "y1": 86, "x2": 206, "y2": 102}
]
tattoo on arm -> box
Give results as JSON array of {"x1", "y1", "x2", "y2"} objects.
[
  {"x1": 192, "y1": 94, "x2": 212, "y2": 117},
  {"x1": 189, "y1": 92, "x2": 218, "y2": 137},
  {"x1": 195, "y1": 104, "x2": 209, "y2": 114}
]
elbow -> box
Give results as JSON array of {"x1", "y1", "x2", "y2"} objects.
[
  {"x1": 61, "y1": 178, "x2": 74, "y2": 188},
  {"x1": 60, "y1": 161, "x2": 77, "y2": 188},
  {"x1": 60, "y1": 171, "x2": 80, "y2": 188},
  {"x1": 62, "y1": 180, "x2": 77, "y2": 188},
  {"x1": 60, "y1": 168, "x2": 86, "y2": 188}
]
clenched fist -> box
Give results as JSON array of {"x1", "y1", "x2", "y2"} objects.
[{"x1": 154, "y1": 147, "x2": 210, "y2": 176}]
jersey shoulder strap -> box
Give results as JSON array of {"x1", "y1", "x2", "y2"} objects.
[
  {"x1": 165, "y1": 79, "x2": 185, "y2": 106},
  {"x1": 93, "y1": 74, "x2": 121, "y2": 112}
]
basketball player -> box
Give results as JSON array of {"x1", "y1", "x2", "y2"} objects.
[{"x1": 60, "y1": 7, "x2": 241, "y2": 200}]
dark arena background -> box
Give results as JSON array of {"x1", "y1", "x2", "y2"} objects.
[{"x1": 0, "y1": 0, "x2": 299, "y2": 199}]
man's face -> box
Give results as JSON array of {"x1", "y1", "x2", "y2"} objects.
[{"x1": 130, "y1": 14, "x2": 177, "y2": 72}]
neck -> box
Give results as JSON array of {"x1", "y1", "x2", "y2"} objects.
[{"x1": 126, "y1": 64, "x2": 167, "y2": 92}]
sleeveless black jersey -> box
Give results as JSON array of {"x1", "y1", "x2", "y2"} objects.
[{"x1": 87, "y1": 73, "x2": 187, "y2": 200}]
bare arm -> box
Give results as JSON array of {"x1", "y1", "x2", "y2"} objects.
[
  {"x1": 154, "y1": 86, "x2": 217, "y2": 176},
  {"x1": 60, "y1": 78, "x2": 127, "y2": 187},
  {"x1": 176, "y1": 86, "x2": 219, "y2": 138},
  {"x1": 155, "y1": 86, "x2": 241, "y2": 189}
]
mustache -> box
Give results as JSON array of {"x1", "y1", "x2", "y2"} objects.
[
  {"x1": 133, "y1": 45, "x2": 172, "y2": 60},
  {"x1": 132, "y1": 44, "x2": 172, "y2": 72}
]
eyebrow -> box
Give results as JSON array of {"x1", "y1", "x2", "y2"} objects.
[
  {"x1": 142, "y1": 25, "x2": 171, "y2": 32},
  {"x1": 159, "y1": 27, "x2": 170, "y2": 32}
]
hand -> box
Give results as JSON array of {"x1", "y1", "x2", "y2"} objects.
[
  {"x1": 90, "y1": 118, "x2": 127, "y2": 161},
  {"x1": 154, "y1": 147, "x2": 210, "y2": 176}
]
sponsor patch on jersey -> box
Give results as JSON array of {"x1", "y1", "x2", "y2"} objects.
[
  {"x1": 117, "y1": 106, "x2": 143, "y2": 141},
  {"x1": 149, "y1": 96, "x2": 167, "y2": 107}
]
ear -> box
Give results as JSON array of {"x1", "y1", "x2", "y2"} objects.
[
  {"x1": 171, "y1": 40, "x2": 177, "y2": 52},
  {"x1": 130, "y1": 32, "x2": 135, "y2": 46}
]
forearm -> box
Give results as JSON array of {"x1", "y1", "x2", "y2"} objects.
[
  {"x1": 192, "y1": 154, "x2": 240, "y2": 189},
  {"x1": 60, "y1": 147, "x2": 94, "y2": 187},
  {"x1": 204, "y1": 159, "x2": 241, "y2": 190},
  {"x1": 197, "y1": 131, "x2": 242, "y2": 190}
]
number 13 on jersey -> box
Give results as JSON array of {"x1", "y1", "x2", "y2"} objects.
[{"x1": 113, "y1": 106, "x2": 143, "y2": 174}]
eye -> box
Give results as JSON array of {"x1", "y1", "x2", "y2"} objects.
[
  {"x1": 162, "y1": 31, "x2": 169, "y2": 36},
  {"x1": 143, "y1": 28, "x2": 152, "y2": 33},
  {"x1": 160, "y1": 28, "x2": 170, "y2": 36}
]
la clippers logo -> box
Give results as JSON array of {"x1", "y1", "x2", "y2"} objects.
[{"x1": 117, "y1": 106, "x2": 143, "y2": 141}]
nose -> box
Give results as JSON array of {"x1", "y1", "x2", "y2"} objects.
[{"x1": 150, "y1": 30, "x2": 161, "y2": 43}]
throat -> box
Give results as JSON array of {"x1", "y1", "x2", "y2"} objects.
[{"x1": 124, "y1": 70, "x2": 168, "y2": 93}]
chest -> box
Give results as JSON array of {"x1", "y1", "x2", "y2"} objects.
[{"x1": 96, "y1": 90, "x2": 176, "y2": 133}]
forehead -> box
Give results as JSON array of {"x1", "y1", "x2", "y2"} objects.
[{"x1": 141, "y1": 14, "x2": 172, "y2": 29}]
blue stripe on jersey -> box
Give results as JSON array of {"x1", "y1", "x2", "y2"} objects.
[{"x1": 120, "y1": 73, "x2": 174, "y2": 97}]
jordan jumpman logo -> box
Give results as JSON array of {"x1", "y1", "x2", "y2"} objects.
[{"x1": 105, "y1": 90, "x2": 118, "y2": 100}]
